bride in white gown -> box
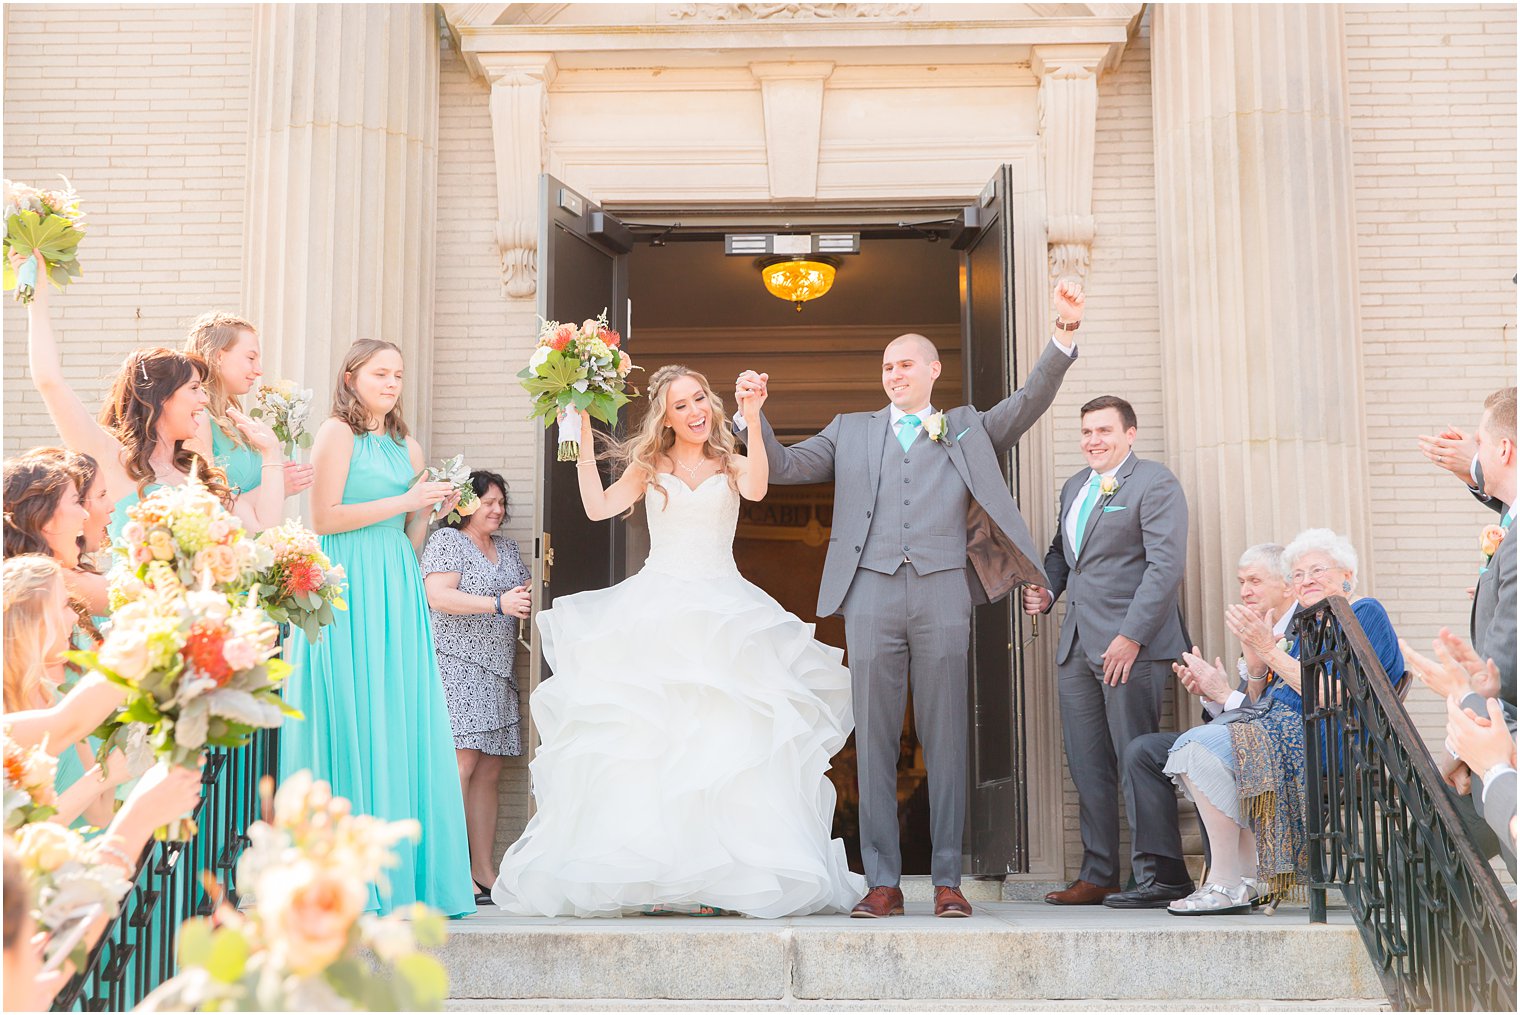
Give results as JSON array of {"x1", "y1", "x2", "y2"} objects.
[{"x1": 492, "y1": 365, "x2": 865, "y2": 918}]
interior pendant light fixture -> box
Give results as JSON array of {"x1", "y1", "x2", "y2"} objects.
[{"x1": 760, "y1": 255, "x2": 839, "y2": 312}]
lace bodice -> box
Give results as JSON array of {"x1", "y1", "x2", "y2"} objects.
[{"x1": 642, "y1": 473, "x2": 740, "y2": 577}]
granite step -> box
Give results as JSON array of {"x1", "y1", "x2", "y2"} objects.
[{"x1": 441, "y1": 900, "x2": 1385, "y2": 1007}]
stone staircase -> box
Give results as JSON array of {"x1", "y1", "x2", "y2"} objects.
[{"x1": 440, "y1": 895, "x2": 1388, "y2": 1011}]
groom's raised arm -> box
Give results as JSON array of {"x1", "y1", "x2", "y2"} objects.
[
  {"x1": 755, "y1": 410, "x2": 840, "y2": 486},
  {"x1": 979, "y1": 340, "x2": 1077, "y2": 453}
]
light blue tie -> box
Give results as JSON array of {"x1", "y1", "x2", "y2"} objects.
[
  {"x1": 1504, "y1": 507, "x2": 1515, "y2": 529},
  {"x1": 896, "y1": 414, "x2": 921, "y2": 452},
  {"x1": 1072, "y1": 474, "x2": 1102, "y2": 555}
]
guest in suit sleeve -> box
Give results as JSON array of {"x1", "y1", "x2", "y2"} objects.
[
  {"x1": 1470, "y1": 387, "x2": 1517, "y2": 705},
  {"x1": 1446, "y1": 694, "x2": 1518, "y2": 867}
]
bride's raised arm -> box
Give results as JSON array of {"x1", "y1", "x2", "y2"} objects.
[
  {"x1": 733, "y1": 384, "x2": 768, "y2": 502},
  {"x1": 574, "y1": 409, "x2": 643, "y2": 521}
]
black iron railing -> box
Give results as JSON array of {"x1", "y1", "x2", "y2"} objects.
[
  {"x1": 1299, "y1": 596, "x2": 1517, "y2": 1011},
  {"x1": 52, "y1": 726, "x2": 279, "y2": 1011}
]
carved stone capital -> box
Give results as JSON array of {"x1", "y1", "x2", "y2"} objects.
[
  {"x1": 1031, "y1": 45, "x2": 1108, "y2": 281},
  {"x1": 480, "y1": 53, "x2": 557, "y2": 299}
]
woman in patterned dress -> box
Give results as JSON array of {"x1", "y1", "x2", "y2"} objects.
[{"x1": 422, "y1": 470, "x2": 532, "y2": 901}]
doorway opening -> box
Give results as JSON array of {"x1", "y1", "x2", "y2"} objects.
[{"x1": 622, "y1": 228, "x2": 962, "y2": 875}]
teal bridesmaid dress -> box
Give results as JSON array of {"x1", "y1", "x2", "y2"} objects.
[
  {"x1": 210, "y1": 424, "x2": 263, "y2": 497},
  {"x1": 280, "y1": 432, "x2": 474, "y2": 917}
]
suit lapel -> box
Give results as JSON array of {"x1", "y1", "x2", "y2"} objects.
[
  {"x1": 866, "y1": 407, "x2": 889, "y2": 502},
  {"x1": 1076, "y1": 454, "x2": 1139, "y2": 562}
]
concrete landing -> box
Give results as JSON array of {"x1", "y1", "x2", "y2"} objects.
[{"x1": 441, "y1": 901, "x2": 1387, "y2": 1010}]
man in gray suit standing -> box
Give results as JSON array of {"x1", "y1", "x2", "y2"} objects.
[
  {"x1": 735, "y1": 281, "x2": 1084, "y2": 919},
  {"x1": 1022, "y1": 396, "x2": 1188, "y2": 905}
]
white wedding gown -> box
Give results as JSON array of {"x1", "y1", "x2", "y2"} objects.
[{"x1": 492, "y1": 473, "x2": 865, "y2": 918}]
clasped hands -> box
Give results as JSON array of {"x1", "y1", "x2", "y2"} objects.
[{"x1": 734, "y1": 370, "x2": 769, "y2": 419}]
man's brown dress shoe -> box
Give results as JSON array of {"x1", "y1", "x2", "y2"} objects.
[
  {"x1": 1044, "y1": 879, "x2": 1121, "y2": 905},
  {"x1": 850, "y1": 885, "x2": 905, "y2": 918},
  {"x1": 934, "y1": 886, "x2": 972, "y2": 918}
]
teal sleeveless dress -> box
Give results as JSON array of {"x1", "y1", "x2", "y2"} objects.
[
  {"x1": 211, "y1": 425, "x2": 262, "y2": 497},
  {"x1": 280, "y1": 432, "x2": 474, "y2": 917}
]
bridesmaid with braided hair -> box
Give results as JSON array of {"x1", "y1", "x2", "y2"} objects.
[{"x1": 11, "y1": 251, "x2": 286, "y2": 542}]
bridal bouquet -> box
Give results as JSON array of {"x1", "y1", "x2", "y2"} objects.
[
  {"x1": 109, "y1": 476, "x2": 271, "y2": 608},
  {"x1": 138, "y1": 772, "x2": 449, "y2": 1012},
  {"x1": 415, "y1": 453, "x2": 479, "y2": 525},
  {"x1": 3, "y1": 732, "x2": 60, "y2": 830},
  {"x1": 248, "y1": 380, "x2": 314, "y2": 457},
  {"x1": 11, "y1": 820, "x2": 133, "y2": 967},
  {"x1": 3, "y1": 178, "x2": 86, "y2": 303},
  {"x1": 519, "y1": 309, "x2": 637, "y2": 461},
  {"x1": 252, "y1": 521, "x2": 347, "y2": 643},
  {"x1": 68, "y1": 585, "x2": 296, "y2": 839}
]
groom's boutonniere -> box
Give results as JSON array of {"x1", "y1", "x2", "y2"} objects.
[
  {"x1": 1098, "y1": 475, "x2": 1120, "y2": 499},
  {"x1": 1480, "y1": 523, "x2": 1505, "y2": 564},
  {"x1": 923, "y1": 411, "x2": 949, "y2": 443}
]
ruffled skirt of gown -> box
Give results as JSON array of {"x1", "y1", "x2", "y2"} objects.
[{"x1": 492, "y1": 565, "x2": 865, "y2": 918}]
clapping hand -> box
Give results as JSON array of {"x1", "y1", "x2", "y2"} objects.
[
  {"x1": 283, "y1": 460, "x2": 315, "y2": 496},
  {"x1": 1225, "y1": 603, "x2": 1278, "y2": 656},
  {"x1": 1402, "y1": 627, "x2": 1503, "y2": 701},
  {"x1": 1416, "y1": 427, "x2": 1478, "y2": 483},
  {"x1": 1053, "y1": 279, "x2": 1085, "y2": 324},
  {"x1": 1173, "y1": 647, "x2": 1232, "y2": 704},
  {"x1": 1446, "y1": 695, "x2": 1516, "y2": 780},
  {"x1": 226, "y1": 407, "x2": 281, "y2": 457}
]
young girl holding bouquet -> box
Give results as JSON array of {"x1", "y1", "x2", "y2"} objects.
[
  {"x1": 13, "y1": 252, "x2": 286, "y2": 542},
  {"x1": 182, "y1": 311, "x2": 314, "y2": 501},
  {"x1": 280, "y1": 339, "x2": 474, "y2": 917}
]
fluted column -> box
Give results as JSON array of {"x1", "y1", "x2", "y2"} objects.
[
  {"x1": 1151, "y1": 5, "x2": 1373, "y2": 659},
  {"x1": 242, "y1": 4, "x2": 440, "y2": 431}
]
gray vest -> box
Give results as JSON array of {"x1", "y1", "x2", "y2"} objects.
[{"x1": 860, "y1": 420, "x2": 972, "y2": 576}]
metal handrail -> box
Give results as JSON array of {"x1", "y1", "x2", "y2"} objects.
[
  {"x1": 51, "y1": 726, "x2": 279, "y2": 1011},
  {"x1": 1300, "y1": 596, "x2": 1517, "y2": 1011}
]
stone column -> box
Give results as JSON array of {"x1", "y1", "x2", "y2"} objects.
[
  {"x1": 242, "y1": 4, "x2": 440, "y2": 433},
  {"x1": 1151, "y1": 5, "x2": 1373, "y2": 661}
]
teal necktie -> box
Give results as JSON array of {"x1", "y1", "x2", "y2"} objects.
[
  {"x1": 1504, "y1": 507, "x2": 1515, "y2": 529},
  {"x1": 896, "y1": 414, "x2": 921, "y2": 452},
  {"x1": 1072, "y1": 474, "x2": 1102, "y2": 555}
]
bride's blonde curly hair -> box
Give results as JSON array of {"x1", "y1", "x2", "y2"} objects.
[{"x1": 607, "y1": 364, "x2": 739, "y2": 510}]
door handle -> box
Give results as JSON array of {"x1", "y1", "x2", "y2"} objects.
[{"x1": 542, "y1": 532, "x2": 554, "y2": 587}]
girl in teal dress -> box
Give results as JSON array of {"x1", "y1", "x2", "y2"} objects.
[
  {"x1": 183, "y1": 311, "x2": 315, "y2": 505},
  {"x1": 281, "y1": 339, "x2": 475, "y2": 917},
  {"x1": 15, "y1": 252, "x2": 287, "y2": 548}
]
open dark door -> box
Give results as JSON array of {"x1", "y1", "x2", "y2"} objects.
[
  {"x1": 533, "y1": 175, "x2": 632, "y2": 677},
  {"x1": 956, "y1": 165, "x2": 1029, "y2": 875}
]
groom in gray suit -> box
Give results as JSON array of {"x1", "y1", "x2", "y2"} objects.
[
  {"x1": 736, "y1": 282, "x2": 1084, "y2": 918},
  {"x1": 1022, "y1": 396, "x2": 1188, "y2": 905}
]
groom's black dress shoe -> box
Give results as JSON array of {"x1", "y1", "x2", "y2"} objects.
[{"x1": 1102, "y1": 881, "x2": 1196, "y2": 909}]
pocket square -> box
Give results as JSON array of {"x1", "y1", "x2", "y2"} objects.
[
  {"x1": 956, "y1": 427, "x2": 972, "y2": 440},
  {"x1": 1102, "y1": 505, "x2": 1128, "y2": 513}
]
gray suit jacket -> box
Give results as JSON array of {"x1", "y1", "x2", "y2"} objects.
[
  {"x1": 756, "y1": 340, "x2": 1075, "y2": 617},
  {"x1": 1471, "y1": 511, "x2": 1516, "y2": 705},
  {"x1": 1041, "y1": 455, "x2": 1189, "y2": 666},
  {"x1": 1479, "y1": 768, "x2": 1516, "y2": 849}
]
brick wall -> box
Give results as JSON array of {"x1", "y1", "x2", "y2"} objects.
[
  {"x1": 2, "y1": 3, "x2": 253, "y2": 452},
  {"x1": 1345, "y1": 3, "x2": 1518, "y2": 748}
]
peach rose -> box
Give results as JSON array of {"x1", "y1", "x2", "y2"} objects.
[
  {"x1": 196, "y1": 544, "x2": 241, "y2": 585},
  {"x1": 1480, "y1": 524, "x2": 1506, "y2": 559},
  {"x1": 147, "y1": 529, "x2": 176, "y2": 562},
  {"x1": 261, "y1": 861, "x2": 365, "y2": 976},
  {"x1": 122, "y1": 521, "x2": 147, "y2": 544}
]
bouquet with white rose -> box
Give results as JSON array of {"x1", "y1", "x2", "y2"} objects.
[
  {"x1": 109, "y1": 476, "x2": 271, "y2": 609},
  {"x1": 4, "y1": 177, "x2": 86, "y2": 303},
  {"x1": 3, "y1": 731, "x2": 60, "y2": 829},
  {"x1": 67, "y1": 585, "x2": 297, "y2": 840},
  {"x1": 247, "y1": 379, "x2": 314, "y2": 457},
  {"x1": 251, "y1": 521, "x2": 348, "y2": 643},
  {"x1": 11, "y1": 820, "x2": 132, "y2": 968},
  {"x1": 413, "y1": 453, "x2": 479, "y2": 525},
  {"x1": 518, "y1": 309, "x2": 638, "y2": 461},
  {"x1": 138, "y1": 771, "x2": 449, "y2": 1012}
]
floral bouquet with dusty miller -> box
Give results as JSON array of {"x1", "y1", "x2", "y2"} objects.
[
  {"x1": 67, "y1": 585, "x2": 297, "y2": 840},
  {"x1": 519, "y1": 309, "x2": 637, "y2": 461},
  {"x1": 137, "y1": 771, "x2": 450, "y2": 1012},
  {"x1": 10, "y1": 820, "x2": 133, "y2": 969},
  {"x1": 415, "y1": 453, "x2": 479, "y2": 525},
  {"x1": 3, "y1": 177, "x2": 85, "y2": 303},
  {"x1": 252, "y1": 521, "x2": 347, "y2": 644},
  {"x1": 248, "y1": 380, "x2": 315, "y2": 458}
]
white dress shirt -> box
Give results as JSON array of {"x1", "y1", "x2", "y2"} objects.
[
  {"x1": 1203, "y1": 607, "x2": 1296, "y2": 717},
  {"x1": 1063, "y1": 452, "x2": 1131, "y2": 552}
]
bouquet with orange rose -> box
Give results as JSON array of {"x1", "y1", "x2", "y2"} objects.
[
  {"x1": 109, "y1": 477, "x2": 271, "y2": 609},
  {"x1": 3, "y1": 731, "x2": 60, "y2": 829},
  {"x1": 67, "y1": 585, "x2": 297, "y2": 839},
  {"x1": 252, "y1": 521, "x2": 348, "y2": 643},
  {"x1": 137, "y1": 771, "x2": 449, "y2": 1012},
  {"x1": 519, "y1": 308, "x2": 638, "y2": 460},
  {"x1": 4, "y1": 177, "x2": 86, "y2": 303}
]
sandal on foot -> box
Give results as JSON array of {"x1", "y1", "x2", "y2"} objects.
[{"x1": 1167, "y1": 881, "x2": 1251, "y2": 916}]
